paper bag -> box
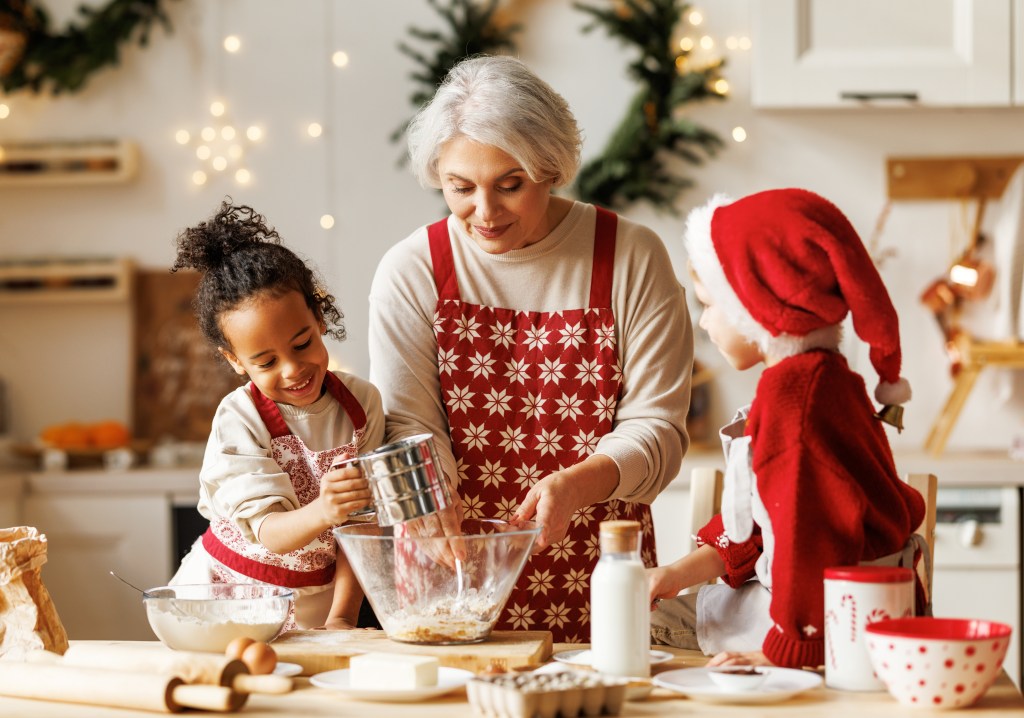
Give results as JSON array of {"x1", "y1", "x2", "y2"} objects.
[{"x1": 0, "y1": 526, "x2": 68, "y2": 660}]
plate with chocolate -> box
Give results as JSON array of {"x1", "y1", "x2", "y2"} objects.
[{"x1": 653, "y1": 667, "x2": 822, "y2": 704}]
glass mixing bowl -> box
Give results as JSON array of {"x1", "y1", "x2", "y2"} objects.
[
  {"x1": 143, "y1": 583, "x2": 293, "y2": 652},
  {"x1": 334, "y1": 518, "x2": 539, "y2": 644}
]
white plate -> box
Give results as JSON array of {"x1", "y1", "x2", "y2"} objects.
[
  {"x1": 309, "y1": 667, "x2": 474, "y2": 702},
  {"x1": 273, "y1": 662, "x2": 302, "y2": 677},
  {"x1": 552, "y1": 649, "x2": 674, "y2": 666},
  {"x1": 653, "y1": 667, "x2": 822, "y2": 704}
]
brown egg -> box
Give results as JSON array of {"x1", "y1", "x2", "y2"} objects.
[
  {"x1": 225, "y1": 636, "x2": 256, "y2": 661},
  {"x1": 241, "y1": 641, "x2": 278, "y2": 675}
]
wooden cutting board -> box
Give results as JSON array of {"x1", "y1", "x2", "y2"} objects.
[{"x1": 272, "y1": 629, "x2": 552, "y2": 676}]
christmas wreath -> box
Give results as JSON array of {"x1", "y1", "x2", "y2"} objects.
[
  {"x1": 395, "y1": 0, "x2": 725, "y2": 212},
  {"x1": 0, "y1": 0, "x2": 175, "y2": 95}
]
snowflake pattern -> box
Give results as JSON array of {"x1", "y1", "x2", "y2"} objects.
[
  {"x1": 448, "y1": 384, "x2": 475, "y2": 413},
  {"x1": 554, "y1": 393, "x2": 585, "y2": 422},
  {"x1": 572, "y1": 429, "x2": 599, "y2": 457},
  {"x1": 468, "y1": 351, "x2": 496, "y2": 379},
  {"x1": 483, "y1": 387, "x2": 513, "y2": 416},
  {"x1": 563, "y1": 567, "x2": 589, "y2": 594},
  {"x1": 437, "y1": 346, "x2": 458, "y2": 376},
  {"x1": 498, "y1": 425, "x2": 527, "y2": 454},
  {"x1": 576, "y1": 357, "x2": 602, "y2": 386},
  {"x1": 478, "y1": 459, "x2": 505, "y2": 489},
  {"x1": 514, "y1": 463, "x2": 543, "y2": 489},
  {"x1": 432, "y1": 252, "x2": 654, "y2": 642},
  {"x1": 558, "y1": 322, "x2": 587, "y2": 351},
  {"x1": 491, "y1": 321, "x2": 517, "y2": 349}
]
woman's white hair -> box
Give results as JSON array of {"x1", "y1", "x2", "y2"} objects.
[{"x1": 407, "y1": 55, "x2": 582, "y2": 189}]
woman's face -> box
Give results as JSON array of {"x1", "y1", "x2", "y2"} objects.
[
  {"x1": 692, "y1": 273, "x2": 764, "y2": 371},
  {"x1": 437, "y1": 136, "x2": 556, "y2": 254}
]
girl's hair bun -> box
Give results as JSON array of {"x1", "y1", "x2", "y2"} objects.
[{"x1": 172, "y1": 199, "x2": 280, "y2": 273}]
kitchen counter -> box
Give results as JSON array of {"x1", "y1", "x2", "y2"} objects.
[{"x1": 0, "y1": 643, "x2": 1019, "y2": 716}]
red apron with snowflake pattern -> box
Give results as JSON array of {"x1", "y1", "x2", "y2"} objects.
[
  {"x1": 199, "y1": 372, "x2": 366, "y2": 627},
  {"x1": 428, "y1": 209, "x2": 657, "y2": 643}
]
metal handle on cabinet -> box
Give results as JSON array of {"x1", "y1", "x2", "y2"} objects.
[
  {"x1": 957, "y1": 518, "x2": 983, "y2": 548},
  {"x1": 840, "y1": 91, "x2": 920, "y2": 102}
]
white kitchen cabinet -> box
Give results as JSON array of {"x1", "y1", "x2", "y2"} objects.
[
  {"x1": 22, "y1": 494, "x2": 171, "y2": 641},
  {"x1": 752, "y1": 0, "x2": 1019, "y2": 107},
  {"x1": 0, "y1": 473, "x2": 24, "y2": 527}
]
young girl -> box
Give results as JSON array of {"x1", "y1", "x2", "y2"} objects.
[
  {"x1": 169, "y1": 200, "x2": 383, "y2": 630},
  {"x1": 648, "y1": 188, "x2": 926, "y2": 669}
]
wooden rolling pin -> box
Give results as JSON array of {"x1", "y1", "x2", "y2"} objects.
[
  {"x1": 31, "y1": 644, "x2": 292, "y2": 694},
  {"x1": 0, "y1": 663, "x2": 246, "y2": 713}
]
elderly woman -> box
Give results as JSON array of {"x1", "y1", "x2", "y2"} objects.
[{"x1": 368, "y1": 55, "x2": 693, "y2": 642}]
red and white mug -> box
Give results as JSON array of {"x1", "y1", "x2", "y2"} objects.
[{"x1": 824, "y1": 566, "x2": 914, "y2": 691}]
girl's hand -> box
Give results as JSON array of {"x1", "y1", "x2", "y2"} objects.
[
  {"x1": 647, "y1": 565, "x2": 686, "y2": 610},
  {"x1": 513, "y1": 470, "x2": 582, "y2": 551},
  {"x1": 707, "y1": 650, "x2": 773, "y2": 668},
  {"x1": 320, "y1": 461, "x2": 372, "y2": 525}
]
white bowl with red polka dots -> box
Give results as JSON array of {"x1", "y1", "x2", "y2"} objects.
[{"x1": 865, "y1": 617, "x2": 1012, "y2": 710}]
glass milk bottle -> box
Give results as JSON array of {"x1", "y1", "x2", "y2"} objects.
[{"x1": 590, "y1": 520, "x2": 650, "y2": 678}]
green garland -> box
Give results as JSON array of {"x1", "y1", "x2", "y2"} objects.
[
  {"x1": 395, "y1": 0, "x2": 725, "y2": 212},
  {"x1": 391, "y1": 0, "x2": 521, "y2": 147},
  {"x1": 573, "y1": 0, "x2": 726, "y2": 213},
  {"x1": 0, "y1": 0, "x2": 175, "y2": 95}
]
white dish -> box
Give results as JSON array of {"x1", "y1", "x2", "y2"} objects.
[
  {"x1": 653, "y1": 667, "x2": 822, "y2": 704},
  {"x1": 552, "y1": 649, "x2": 674, "y2": 666},
  {"x1": 309, "y1": 667, "x2": 474, "y2": 702},
  {"x1": 273, "y1": 662, "x2": 302, "y2": 677}
]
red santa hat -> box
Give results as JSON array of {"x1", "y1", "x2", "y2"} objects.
[{"x1": 685, "y1": 188, "x2": 911, "y2": 407}]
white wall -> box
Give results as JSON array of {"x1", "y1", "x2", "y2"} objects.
[{"x1": 1, "y1": 0, "x2": 1022, "y2": 455}]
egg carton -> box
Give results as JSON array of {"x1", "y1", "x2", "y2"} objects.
[{"x1": 467, "y1": 670, "x2": 628, "y2": 718}]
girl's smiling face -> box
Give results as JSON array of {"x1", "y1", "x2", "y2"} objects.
[
  {"x1": 217, "y1": 289, "x2": 330, "y2": 406},
  {"x1": 438, "y1": 136, "x2": 558, "y2": 254}
]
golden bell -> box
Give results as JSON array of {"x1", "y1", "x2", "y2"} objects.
[{"x1": 875, "y1": 404, "x2": 905, "y2": 433}]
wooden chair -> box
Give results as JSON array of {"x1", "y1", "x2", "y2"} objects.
[
  {"x1": 905, "y1": 473, "x2": 938, "y2": 608},
  {"x1": 683, "y1": 467, "x2": 723, "y2": 594}
]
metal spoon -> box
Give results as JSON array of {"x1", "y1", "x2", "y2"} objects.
[{"x1": 109, "y1": 570, "x2": 145, "y2": 593}]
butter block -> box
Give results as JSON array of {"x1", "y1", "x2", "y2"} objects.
[{"x1": 349, "y1": 652, "x2": 439, "y2": 689}]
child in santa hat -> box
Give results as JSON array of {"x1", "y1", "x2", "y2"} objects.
[{"x1": 648, "y1": 188, "x2": 927, "y2": 670}]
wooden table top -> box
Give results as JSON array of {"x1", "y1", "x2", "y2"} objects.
[{"x1": 0, "y1": 642, "x2": 1020, "y2": 716}]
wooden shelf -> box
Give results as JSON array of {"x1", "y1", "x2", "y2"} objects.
[
  {"x1": 0, "y1": 139, "x2": 139, "y2": 186},
  {"x1": 0, "y1": 257, "x2": 134, "y2": 304}
]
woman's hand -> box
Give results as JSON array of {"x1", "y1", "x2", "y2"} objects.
[
  {"x1": 320, "y1": 457, "x2": 372, "y2": 525},
  {"x1": 707, "y1": 650, "x2": 773, "y2": 668},
  {"x1": 513, "y1": 456, "x2": 618, "y2": 551}
]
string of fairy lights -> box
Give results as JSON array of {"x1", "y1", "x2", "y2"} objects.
[
  {"x1": 0, "y1": 4, "x2": 752, "y2": 212},
  {"x1": 677, "y1": 7, "x2": 752, "y2": 144}
]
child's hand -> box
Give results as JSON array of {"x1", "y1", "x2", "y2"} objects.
[
  {"x1": 647, "y1": 564, "x2": 686, "y2": 610},
  {"x1": 707, "y1": 650, "x2": 773, "y2": 668},
  {"x1": 320, "y1": 460, "x2": 372, "y2": 525}
]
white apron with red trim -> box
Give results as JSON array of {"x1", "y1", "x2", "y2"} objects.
[
  {"x1": 428, "y1": 209, "x2": 657, "y2": 644},
  {"x1": 172, "y1": 372, "x2": 366, "y2": 630}
]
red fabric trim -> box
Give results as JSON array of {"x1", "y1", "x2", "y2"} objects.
[
  {"x1": 589, "y1": 207, "x2": 617, "y2": 309},
  {"x1": 201, "y1": 528, "x2": 335, "y2": 588},
  {"x1": 427, "y1": 219, "x2": 461, "y2": 301},
  {"x1": 762, "y1": 625, "x2": 824, "y2": 669},
  {"x1": 248, "y1": 383, "x2": 290, "y2": 438},
  {"x1": 324, "y1": 372, "x2": 366, "y2": 432}
]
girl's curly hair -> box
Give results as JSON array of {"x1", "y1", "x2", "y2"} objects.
[{"x1": 171, "y1": 200, "x2": 345, "y2": 349}]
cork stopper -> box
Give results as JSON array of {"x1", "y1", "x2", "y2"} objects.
[{"x1": 599, "y1": 520, "x2": 641, "y2": 554}]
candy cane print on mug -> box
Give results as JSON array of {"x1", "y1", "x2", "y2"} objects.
[{"x1": 824, "y1": 566, "x2": 914, "y2": 691}]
